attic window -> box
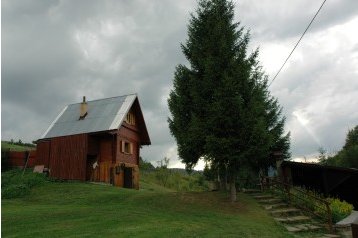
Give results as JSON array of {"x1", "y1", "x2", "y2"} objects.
[{"x1": 125, "y1": 111, "x2": 135, "y2": 125}]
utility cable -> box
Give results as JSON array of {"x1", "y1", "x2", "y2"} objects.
[{"x1": 269, "y1": 0, "x2": 327, "y2": 87}]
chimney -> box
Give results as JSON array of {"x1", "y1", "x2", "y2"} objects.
[{"x1": 79, "y1": 96, "x2": 88, "y2": 119}]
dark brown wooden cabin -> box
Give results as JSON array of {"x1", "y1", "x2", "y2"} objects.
[{"x1": 36, "y1": 94, "x2": 150, "y2": 189}]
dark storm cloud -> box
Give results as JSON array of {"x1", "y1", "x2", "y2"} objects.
[
  {"x1": 269, "y1": 24, "x2": 358, "y2": 158},
  {"x1": 2, "y1": 0, "x2": 357, "y2": 166},
  {"x1": 2, "y1": 0, "x2": 195, "y2": 165},
  {"x1": 237, "y1": 0, "x2": 358, "y2": 41}
]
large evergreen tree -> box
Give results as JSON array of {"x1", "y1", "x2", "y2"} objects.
[{"x1": 168, "y1": 0, "x2": 290, "y2": 202}]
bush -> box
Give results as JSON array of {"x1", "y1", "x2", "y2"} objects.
[
  {"x1": 1, "y1": 169, "x2": 48, "y2": 199},
  {"x1": 320, "y1": 198, "x2": 353, "y2": 223},
  {"x1": 2, "y1": 184, "x2": 31, "y2": 199}
]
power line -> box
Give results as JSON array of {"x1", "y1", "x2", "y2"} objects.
[{"x1": 268, "y1": 0, "x2": 328, "y2": 87}]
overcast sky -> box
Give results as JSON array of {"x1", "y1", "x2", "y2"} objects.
[{"x1": 2, "y1": 0, "x2": 358, "y2": 168}]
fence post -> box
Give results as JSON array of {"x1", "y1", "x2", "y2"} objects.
[
  {"x1": 352, "y1": 217, "x2": 358, "y2": 238},
  {"x1": 22, "y1": 151, "x2": 30, "y2": 176},
  {"x1": 325, "y1": 202, "x2": 333, "y2": 233}
]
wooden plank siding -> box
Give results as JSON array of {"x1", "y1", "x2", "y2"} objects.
[
  {"x1": 7, "y1": 151, "x2": 37, "y2": 168},
  {"x1": 109, "y1": 162, "x2": 139, "y2": 189},
  {"x1": 117, "y1": 124, "x2": 140, "y2": 165},
  {"x1": 99, "y1": 138, "x2": 113, "y2": 163},
  {"x1": 48, "y1": 134, "x2": 87, "y2": 181},
  {"x1": 36, "y1": 140, "x2": 51, "y2": 167},
  {"x1": 90, "y1": 162, "x2": 139, "y2": 189}
]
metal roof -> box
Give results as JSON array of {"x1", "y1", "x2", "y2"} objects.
[{"x1": 40, "y1": 94, "x2": 137, "y2": 139}]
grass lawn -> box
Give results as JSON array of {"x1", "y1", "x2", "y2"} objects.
[{"x1": 2, "y1": 180, "x2": 293, "y2": 238}]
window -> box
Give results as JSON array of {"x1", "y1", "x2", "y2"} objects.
[
  {"x1": 121, "y1": 141, "x2": 133, "y2": 154},
  {"x1": 125, "y1": 111, "x2": 135, "y2": 125}
]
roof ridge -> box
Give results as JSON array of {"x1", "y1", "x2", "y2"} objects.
[{"x1": 67, "y1": 93, "x2": 137, "y2": 106}]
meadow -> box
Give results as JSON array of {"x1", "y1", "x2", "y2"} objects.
[{"x1": 1, "y1": 170, "x2": 293, "y2": 238}]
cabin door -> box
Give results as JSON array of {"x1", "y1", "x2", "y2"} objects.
[
  {"x1": 86, "y1": 155, "x2": 97, "y2": 181},
  {"x1": 123, "y1": 167, "x2": 133, "y2": 188}
]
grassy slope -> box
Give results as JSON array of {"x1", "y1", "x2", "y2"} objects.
[
  {"x1": 1, "y1": 141, "x2": 35, "y2": 151},
  {"x1": 2, "y1": 181, "x2": 293, "y2": 238}
]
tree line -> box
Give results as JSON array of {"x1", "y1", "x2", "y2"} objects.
[{"x1": 319, "y1": 125, "x2": 358, "y2": 169}]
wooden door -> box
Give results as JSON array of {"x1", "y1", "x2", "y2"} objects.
[
  {"x1": 124, "y1": 167, "x2": 133, "y2": 188},
  {"x1": 86, "y1": 155, "x2": 97, "y2": 181}
]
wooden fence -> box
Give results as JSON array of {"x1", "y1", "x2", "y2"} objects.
[{"x1": 3, "y1": 150, "x2": 37, "y2": 168}]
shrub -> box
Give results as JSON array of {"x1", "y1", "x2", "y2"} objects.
[
  {"x1": 2, "y1": 184, "x2": 31, "y2": 199},
  {"x1": 1, "y1": 169, "x2": 48, "y2": 199},
  {"x1": 326, "y1": 198, "x2": 353, "y2": 223}
]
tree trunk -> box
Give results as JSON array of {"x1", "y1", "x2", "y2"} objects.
[
  {"x1": 225, "y1": 165, "x2": 229, "y2": 190},
  {"x1": 230, "y1": 177, "x2": 237, "y2": 202},
  {"x1": 220, "y1": 175, "x2": 227, "y2": 191},
  {"x1": 217, "y1": 168, "x2": 227, "y2": 191}
]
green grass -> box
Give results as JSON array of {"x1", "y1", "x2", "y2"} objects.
[
  {"x1": 2, "y1": 174, "x2": 293, "y2": 237},
  {"x1": 1, "y1": 141, "x2": 35, "y2": 151}
]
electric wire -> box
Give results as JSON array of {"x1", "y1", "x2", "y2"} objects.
[{"x1": 268, "y1": 0, "x2": 328, "y2": 87}]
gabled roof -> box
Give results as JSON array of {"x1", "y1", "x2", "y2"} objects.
[{"x1": 40, "y1": 94, "x2": 150, "y2": 144}]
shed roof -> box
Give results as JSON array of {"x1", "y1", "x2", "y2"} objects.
[{"x1": 40, "y1": 94, "x2": 150, "y2": 143}]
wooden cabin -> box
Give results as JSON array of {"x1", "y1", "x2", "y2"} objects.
[{"x1": 36, "y1": 94, "x2": 150, "y2": 189}]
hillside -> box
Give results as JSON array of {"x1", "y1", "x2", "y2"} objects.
[
  {"x1": 1, "y1": 141, "x2": 36, "y2": 151},
  {"x1": 1, "y1": 170, "x2": 293, "y2": 237}
]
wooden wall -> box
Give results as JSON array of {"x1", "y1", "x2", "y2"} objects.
[
  {"x1": 48, "y1": 134, "x2": 87, "y2": 181},
  {"x1": 99, "y1": 137, "x2": 114, "y2": 162},
  {"x1": 117, "y1": 124, "x2": 140, "y2": 165},
  {"x1": 36, "y1": 140, "x2": 50, "y2": 167},
  {"x1": 35, "y1": 113, "x2": 143, "y2": 189},
  {"x1": 87, "y1": 136, "x2": 99, "y2": 156},
  {"x1": 6, "y1": 151, "x2": 37, "y2": 168},
  {"x1": 113, "y1": 163, "x2": 139, "y2": 189},
  {"x1": 90, "y1": 162, "x2": 139, "y2": 189}
]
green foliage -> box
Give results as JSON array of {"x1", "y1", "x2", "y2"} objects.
[
  {"x1": 320, "y1": 125, "x2": 358, "y2": 168},
  {"x1": 317, "y1": 147, "x2": 327, "y2": 163},
  {"x1": 344, "y1": 125, "x2": 358, "y2": 149},
  {"x1": 328, "y1": 198, "x2": 354, "y2": 223},
  {"x1": 138, "y1": 157, "x2": 155, "y2": 170},
  {"x1": 153, "y1": 157, "x2": 172, "y2": 187},
  {"x1": 167, "y1": 0, "x2": 290, "y2": 195},
  {"x1": 141, "y1": 169, "x2": 208, "y2": 192},
  {"x1": 236, "y1": 165, "x2": 259, "y2": 189},
  {"x1": 271, "y1": 185, "x2": 354, "y2": 223},
  {"x1": 2, "y1": 184, "x2": 30, "y2": 199},
  {"x1": 155, "y1": 167, "x2": 171, "y2": 187},
  {"x1": 203, "y1": 163, "x2": 216, "y2": 181},
  {"x1": 314, "y1": 197, "x2": 354, "y2": 223},
  {"x1": 2, "y1": 169, "x2": 47, "y2": 199},
  {"x1": 1, "y1": 140, "x2": 36, "y2": 151}
]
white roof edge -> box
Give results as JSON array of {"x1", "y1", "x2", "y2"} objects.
[
  {"x1": 40, "y1": 105, "x2": 69, "y2": 139},
  {"x1": 109, "y1": 94, "x2": 137, "y2": 130}
]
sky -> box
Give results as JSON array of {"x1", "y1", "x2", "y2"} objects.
[{"x1": 2, "y1": 0, "x2": 358, "y2": 168}]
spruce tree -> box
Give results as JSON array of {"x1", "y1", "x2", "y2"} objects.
[{"x1": 168, "y1": 0, "x2": 290, "y2": 202}]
